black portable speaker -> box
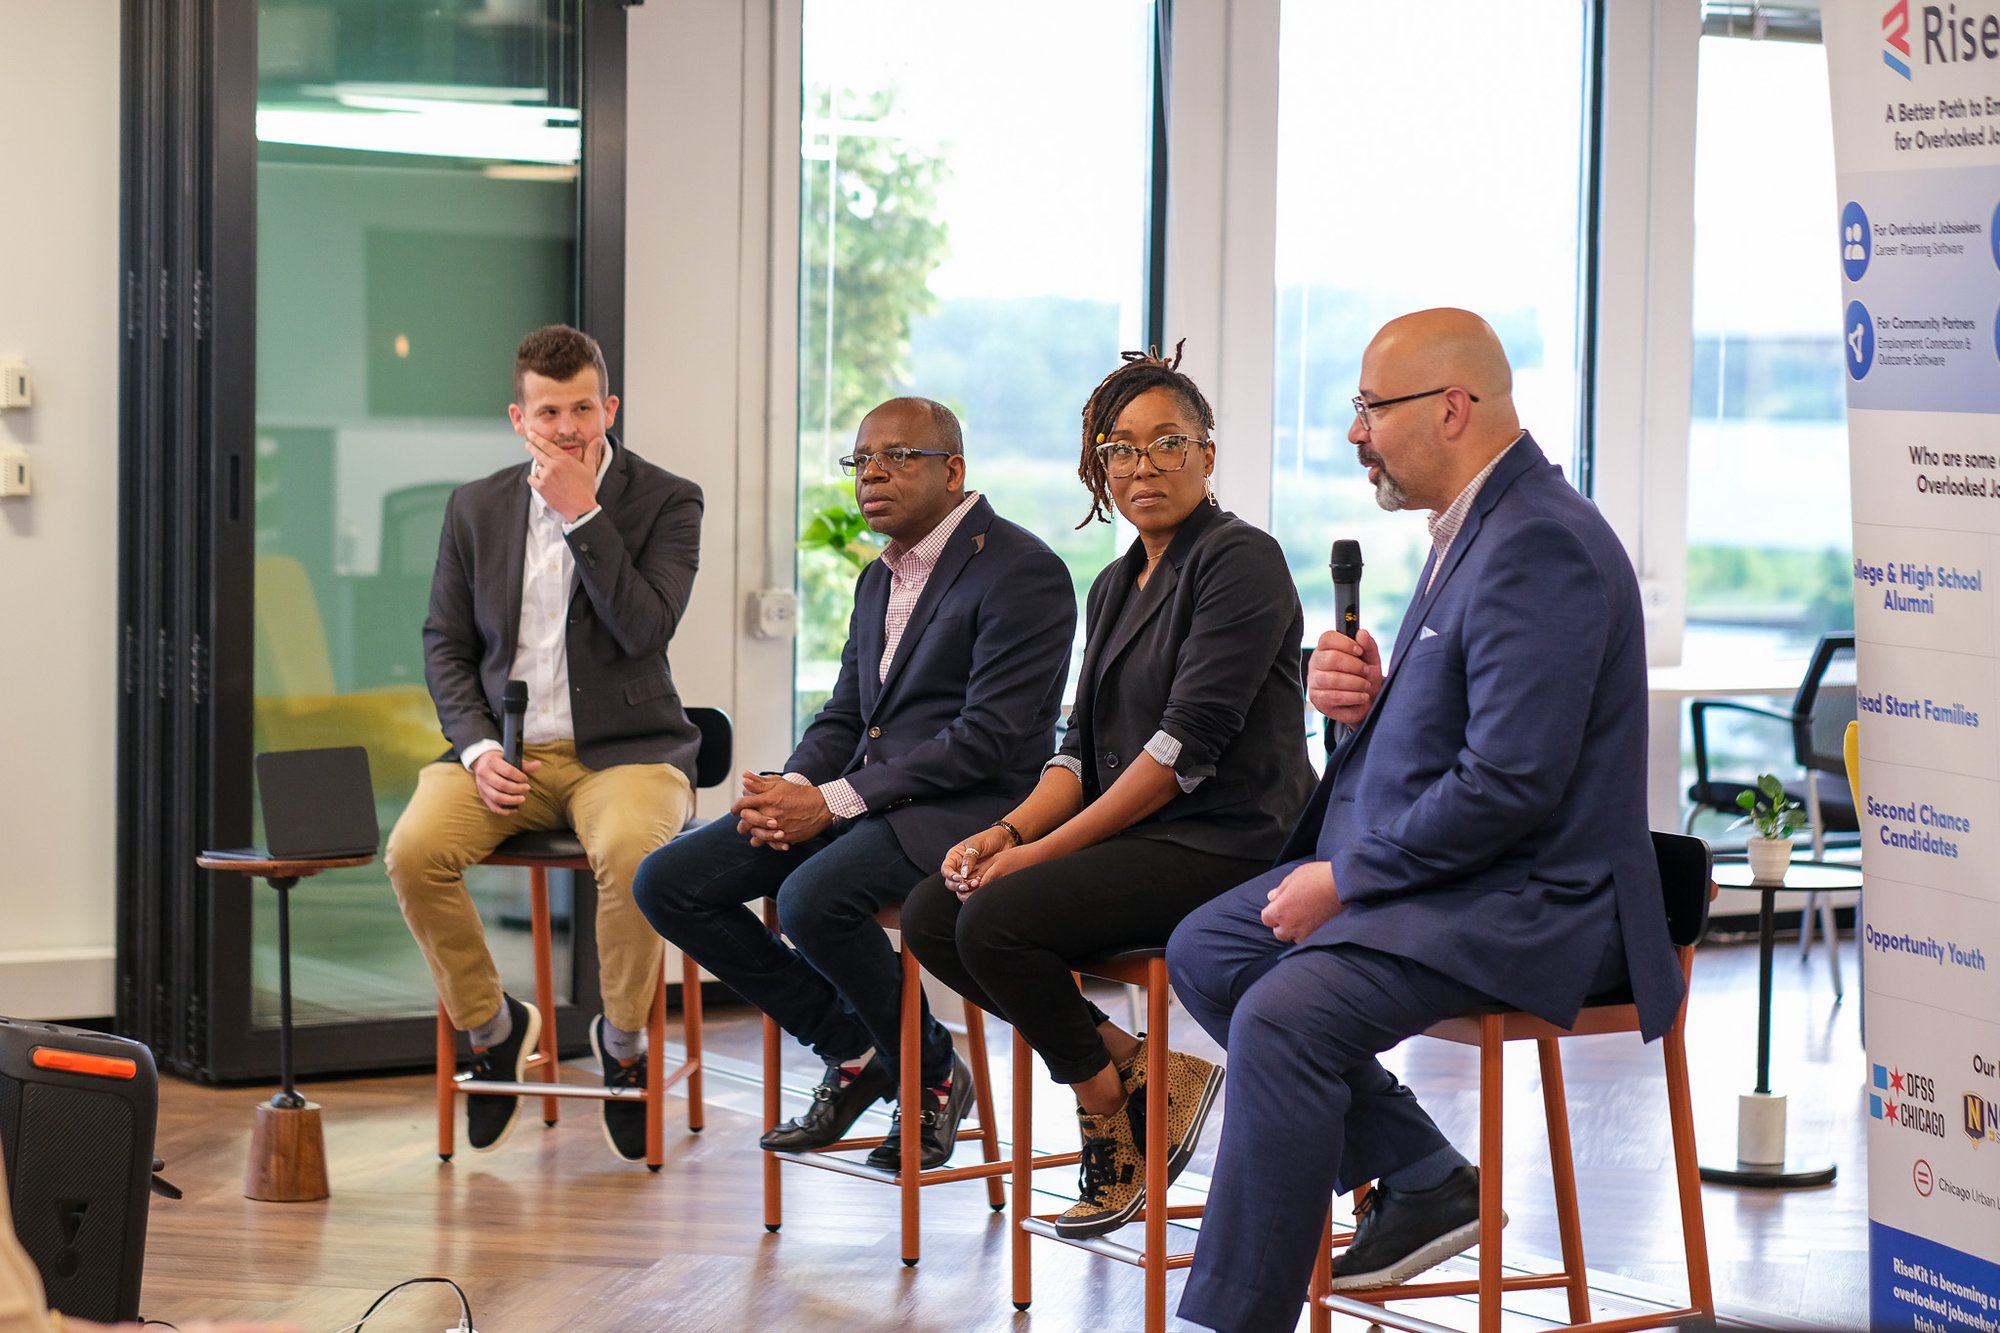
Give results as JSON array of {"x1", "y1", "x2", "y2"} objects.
[{"x1": 0, "y1": 1017, "x2": 159, "y2": 1323}]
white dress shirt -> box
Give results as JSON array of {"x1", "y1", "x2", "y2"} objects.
[{"x1": 460, "y1": 443, "x2": 614, "y2": 771}]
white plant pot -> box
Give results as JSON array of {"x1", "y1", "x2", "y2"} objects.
[{"x1": 1746, "y1": 835, "x2": 1794, "y2": 884}]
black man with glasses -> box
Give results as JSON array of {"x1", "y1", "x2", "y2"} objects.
[
  {"x1": 633, "y1": 396, "x2": 1075, "y2": 1169},
  {"x1": 1168, "y1": 310, "x2": 1680, "y2": 1331}
]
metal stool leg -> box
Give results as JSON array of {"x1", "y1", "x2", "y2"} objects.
[
  {"x1": 435, "y1": 1001, "x2": 456, "y2": 1161},
  {"x1": 528, "y1": 867, "x2": 561, "y2": 1125}
]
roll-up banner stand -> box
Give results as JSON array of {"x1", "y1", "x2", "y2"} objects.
[{"x1": 1822, "y1": 3, "x2": 2000, "y2": 1328}]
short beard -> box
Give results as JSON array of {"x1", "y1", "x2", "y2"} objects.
[{"x1": 1360, "y1": 450, "x2": 1411, "y2": 511}]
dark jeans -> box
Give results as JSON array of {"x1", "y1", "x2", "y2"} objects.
[
  {"x1": 631, "y1": 812, "x2": 952, "y2": 1084},
  {"x1": 901, "y1": 834, "x2": 1267, "y2": 1085}
]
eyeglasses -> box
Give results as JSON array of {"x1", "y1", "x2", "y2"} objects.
[
  {"x1": 1095, "y1": 434, "x2": 1209, "y2": 479},
  {"x1": 1350, "y1": 387, "x2": 1479, "y2": 430},
  {"x1": 836, "y1": 447, "x2": 955, "y2": 476}
]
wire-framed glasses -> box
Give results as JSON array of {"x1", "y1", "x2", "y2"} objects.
[
  {"x1": 1350, "y1": 387, "x2": 1479, "y2": 431},
  {"x1": 835, "y1": 447, "x2": 955, "y2": 476}
]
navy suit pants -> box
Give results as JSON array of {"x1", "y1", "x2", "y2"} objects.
[
  {"x1": 631, "y1": 813, "x2": 953, "y2": 1085},
  {"x1": 1166, "y1": 861, "x2": 1495, "y2": 1333}
]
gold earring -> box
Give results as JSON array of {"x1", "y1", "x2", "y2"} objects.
[{"x1": 1204, "y1": 474, "x2": 1219, "y2": 507}]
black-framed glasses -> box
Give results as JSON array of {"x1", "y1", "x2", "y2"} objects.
[
  {"x1": 1095, "y1": 433, "x2": 1209, "y2": 479},
  {"x1": 836, "y1": 447, "x2": 955, "y2": 476},
  {"x1": 1350, "y1": 387, "x2": 1479, "y2": 430}
]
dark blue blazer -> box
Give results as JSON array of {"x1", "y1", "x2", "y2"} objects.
[
  {"x1": 1279, "y1": 433, "x2": 1684, "y2": 1039},
  {"x1": 785, "y1": 495, "x2": 1076, "y2": 872}
]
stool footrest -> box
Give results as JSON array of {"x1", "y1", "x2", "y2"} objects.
[
  {"x1": 1019, "y1": 1217, "x2": 1196, "y2": 1270},
  {"x1": 772, "y1": 1148, "x2": 1016, "y2": 1187},
  {"x1": 452, "y1": 1077, "x2": 647, "y2": 1101}
]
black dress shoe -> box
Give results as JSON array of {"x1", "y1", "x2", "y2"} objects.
[
  {"x1": 865, "y1": 1053, "x2": 973, "y2": 1172},
  {"x1": 760, "y1": 1055, "x2": 894, "y2": 1152},
  {"x1": 1328, "y1": 1164, "x2": 1505, "y2": 1290}
]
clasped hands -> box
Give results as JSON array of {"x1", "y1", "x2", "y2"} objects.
[
  {"x1": 734, "y1": 772, "x2": 834, "y2": 851},
  {"x1": 1307, "y1": 627, "x2": 1383, "y2": 726},
  {"x1": 939, "y1": 826, "x2": 1045, "y2": 900}
]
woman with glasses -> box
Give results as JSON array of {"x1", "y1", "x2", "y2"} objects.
[{"x1": 902, "y1": 345, "x2": 1314, "y2": 1239}]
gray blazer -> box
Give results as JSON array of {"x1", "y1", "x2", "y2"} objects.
[
  {"x1": 1063, "y1": 501, "x2": 1314, "y2": 860},
  {"x1": 422, "y1": 437, "x2": 704, "y2": 777}
]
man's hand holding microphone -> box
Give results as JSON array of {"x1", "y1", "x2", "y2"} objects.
[{"x1": 472, "y1": 679, "x2": 540, "y2": 816}]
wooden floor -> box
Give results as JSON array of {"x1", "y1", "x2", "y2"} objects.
[{"x1": 134, "y1": 931, "x2": 1869, "y2": 1332}]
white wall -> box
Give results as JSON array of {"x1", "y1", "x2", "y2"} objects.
[
  {"x1": 0, "y1": 0, "x2": 123, "y2": 1018},
  {"x1": 624, "y1": 0, "x2": 796, "y2": 799}
]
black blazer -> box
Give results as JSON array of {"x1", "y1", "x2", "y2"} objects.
[
  {"x1": 785, "y1": 496, "x2": 1076, "y2": 873},
  {"x1": 1063, "y1": 502, "x2": 1313, "y2": 860},
  {"x1": 422, "y1": 437, "x2": 704, "y2": 777}
]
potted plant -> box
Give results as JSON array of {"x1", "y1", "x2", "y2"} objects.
[{"x1": 1735, "y1": 774, "x2": 1806, "y2": 883}]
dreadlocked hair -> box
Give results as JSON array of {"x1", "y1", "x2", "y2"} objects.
[{"x1": 1074, "y1": 339, "x2": 1216, "y2": 528}]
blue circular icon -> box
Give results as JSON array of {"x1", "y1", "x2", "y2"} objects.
[
  {"x1": 1842, "y1": 201, "x2": 1871, "y2": 281},
  {"x1": 1993, "y1": 302, "x2": 1999, "y2": 364},
  {"x1": 1846, "y1": 301, "x2": 1875, "y2": 380}
]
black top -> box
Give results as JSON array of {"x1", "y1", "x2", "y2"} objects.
[{"x1": 1060, "y1": 502, "x2": 1314, "y2": 861}]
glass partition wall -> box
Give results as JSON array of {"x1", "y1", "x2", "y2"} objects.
[
  {"x1": 249, "y1": 2, "x2": 582, "y2": 1032},
  {"x1": 119, "y1": 0, "x2": 628, "y2": 1080}
]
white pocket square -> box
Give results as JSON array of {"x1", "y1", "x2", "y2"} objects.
[{"x1": 1418, "y1": 626, "x2": 1439, "y2": 640}]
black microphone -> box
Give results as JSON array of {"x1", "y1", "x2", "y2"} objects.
[
  {"x1": 502, "y1": 680, "x2": 527, "y2": 769},
  {"x1": 1330, "y1": 540, "x2": 1363, "y2": 641}
]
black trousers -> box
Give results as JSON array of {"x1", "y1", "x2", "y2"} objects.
[{"x1": 901, "y1": 834, "x2": 1268, "y2": 1085}]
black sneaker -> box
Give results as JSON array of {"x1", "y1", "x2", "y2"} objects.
[
  {"x1": 590, "y1": 1015, "x2": 648, "y2": 1164},
  {"x1": 760, "y1": 1052, "x2": 894, "y2": 1152},
  {"x1": 465, "y1": 995, "x2": 540, "y2": 1153},
  {"x1": 1327, "y1": 1165, "x2": 1504, "y2": 1291},
  {"x1": 866, "y1": 1053, "x2": 973, "y2": 1172}
]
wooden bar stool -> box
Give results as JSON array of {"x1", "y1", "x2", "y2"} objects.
[
  {"x1": 758, "y1": 899, "x2": 1007, "y2": 1266},
  {"x1": 434, "y1": 707, "x2": 732, "y2": 1170},
  {"x1": 1008, "y1": 948, "x2": 1209, "y2": 1333},
  {"x1": 1310, "y1": 831, "x2": 1716, "y2": 1333}
]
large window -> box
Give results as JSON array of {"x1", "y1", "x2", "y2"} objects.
[
  {"x1": 1684, "y1": 33, "x2": 1853, "y2": 680},
  {"x1": 795, "y1": 0, "x2": 1159, "y2": 732},
  {"x1": 1270, "y1": 1, "x2": 1595, "y2": 657}
]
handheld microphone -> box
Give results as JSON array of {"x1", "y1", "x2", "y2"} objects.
[
  {"x1": 502, "y1": 680, "x2": 528, "y2": 769},
  {"x1": 1330, "y1": 540, "x2": 1363, "y2": 641}
]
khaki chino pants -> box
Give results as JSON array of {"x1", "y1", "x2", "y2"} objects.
[{"x1": 387, "y1": 742, "x2": 691, "y2": 1034}]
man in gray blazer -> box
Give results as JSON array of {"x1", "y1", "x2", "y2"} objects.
[
  {"x1": 388, "y1": 325, "x2": 702, "y2": 1163},
  {"x1": 634, "y1": 397, "x2": 1076, "y2": 1171},
  {"x1": 1169, "y1": 310, "x2": 1682, "y2": 1331}
]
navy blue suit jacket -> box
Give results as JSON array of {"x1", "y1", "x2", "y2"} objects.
[
  {"x1": 785, "y1": 495, "x2": 1076, "y2": 873},
  {"x1": 1279, "y1": 433, "x2": 1684, "y2": 1039}
]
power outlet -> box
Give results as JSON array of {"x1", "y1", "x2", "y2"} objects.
[
  {"x1": 0, "y1": 360, "x2": 29, "y2": 409},
  {"x1": 749, "y1": 588, "x2": 798, "y2": 639},
  {"x1": 0, "y1": 447, "x2": 28, "y2": 498}
]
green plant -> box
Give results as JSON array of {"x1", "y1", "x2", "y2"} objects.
[
  {"x1": 1734, "y1": 774, "x2": 1806, "y2": 840},
  {"x1": 798, "y1": 499, "x2": 883, "y2": 573}
]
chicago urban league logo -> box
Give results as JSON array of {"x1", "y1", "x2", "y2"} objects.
[
  {"x1": 1874, "y1": 1062, "x2": 1949, "y2": 1137},
  {"x1": 1885, "y1": 0, "x2": 1915, "y2": 78}
]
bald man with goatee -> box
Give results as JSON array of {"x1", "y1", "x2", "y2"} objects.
[{"x1": 1167, "y1": 310, "x2": 1682, "y2": 1331}]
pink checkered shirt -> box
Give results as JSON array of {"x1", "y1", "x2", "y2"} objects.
[
  {"x1": 1422, "y1": 437, "x2": 1516, "y2": 595},
  {"x1": 787, "y1": 490, "x2": 982, "y2": 818}
]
